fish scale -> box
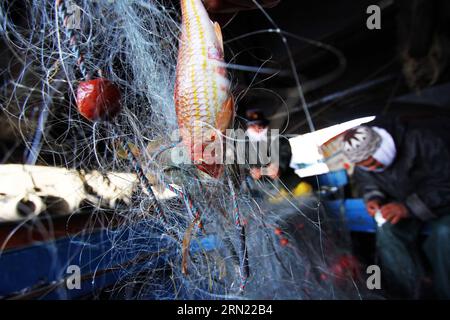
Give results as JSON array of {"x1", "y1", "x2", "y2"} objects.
[{"x1": 174, "y1": 0, "x2": 234, "y2": 178}]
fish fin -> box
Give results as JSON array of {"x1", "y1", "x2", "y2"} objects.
[
  {"x1": 181, "y1": 217, "x2": 199, "y2": 275},
  {"x1": 215, "y1": 95, "x2": 234, "y2": 132},
  {"x1": 196, "y1": 163, "x2": 224, "y2": 179},
  {"x1": 116, "y1": 144, "x2": 128, "y2": 160},
  {"x1": 128, "y1": 143, "x2": 140, "y2": 157},
  {"x1": 145, "y1": 139, "x2": 165, "y2": 155},
  {"x1": 213, "y1": 21, "x2": 224, "y2": 52},
  {"x1": 116, "y1": 141, "x2": 140, "y2": 160}
]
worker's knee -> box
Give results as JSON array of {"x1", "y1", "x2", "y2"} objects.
[
  {"x1": 376, "y1": 222, "x2": 398, "y2": 247},
  {"x1": 433, "y1": 223, "x2": 450, "y2": 240},
  {"x1": 428, "y1": 217, "x2": 450, "y2": 244},
  {"x1": 376, "y1": 219, "x2": 421, "y2": 247}
]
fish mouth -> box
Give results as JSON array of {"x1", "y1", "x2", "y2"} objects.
[
  {"x1": 189, "y1": 141, "x2": 224, "y2": 178},
  {"x1": 195, "y1": 162, "x2": 223, "y2": 178}
]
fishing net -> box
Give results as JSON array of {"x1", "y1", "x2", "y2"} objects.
[{"x1": 0, "y1": 0, "x2": 373, "y2": 299}]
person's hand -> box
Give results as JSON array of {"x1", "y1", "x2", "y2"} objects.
[
  {"x1": 250, "y1": 167, "x2": 262, "y2": 180},
  {"x1": 204, "y1": 0, "x2": 280, "y2": 13},
  {"x1": 366, "y1": 199, "x2": 381, "y2": 217},
  {"x1": 380, "y1": 202, "x2": 410, "y2": 224},
  {"x1": 266, "y1": 163, "x2": 279, "y2": 180}
]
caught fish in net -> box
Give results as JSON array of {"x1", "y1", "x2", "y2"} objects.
[{"x1": 0, "y1": 0, "x2": 375, "y2": 299}]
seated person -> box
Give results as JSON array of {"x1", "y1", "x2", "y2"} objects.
[
  {"x1": 244, "y1": 109, "x2": 304, "y2": 198},
  {"x1": 341, "y1": 119, "x2": 450, "y2": 299}
]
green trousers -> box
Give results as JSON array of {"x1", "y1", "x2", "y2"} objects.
[{"x1": 377, "y1": 214, "x2": 450, "y2": 299}]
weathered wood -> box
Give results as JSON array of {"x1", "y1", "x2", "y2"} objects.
[{"x1": 0, "y1": 164, "x2": 139, "y2": 221}]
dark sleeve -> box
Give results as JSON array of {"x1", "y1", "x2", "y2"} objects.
[
  {"x1": 353, "y1": 167, "x2": 387, "y2": 204},
  {"x1": 404, "y1": 130, "x2": 450, "y2": 221}
]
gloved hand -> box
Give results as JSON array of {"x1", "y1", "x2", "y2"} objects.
[
  {"x1": 250, "y1": 167, "x2": 262, "y2": 180},
  {"x1": 366, "y1": 199, "x2": 381, "y2": 217},
  {"x1": 265, "y1": 163, "x2": 279, "y2": 180},
  {"x1": 380, "y1": 202, "x2": 410, "y2": 224}
]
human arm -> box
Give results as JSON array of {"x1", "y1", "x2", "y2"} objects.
[{"x1": 403, "y1": 130, "x2": 450, "y2": 221}]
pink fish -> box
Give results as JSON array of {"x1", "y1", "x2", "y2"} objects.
[{"x1": 174, "y1": 0, "x2": 234, "y2": 178}]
